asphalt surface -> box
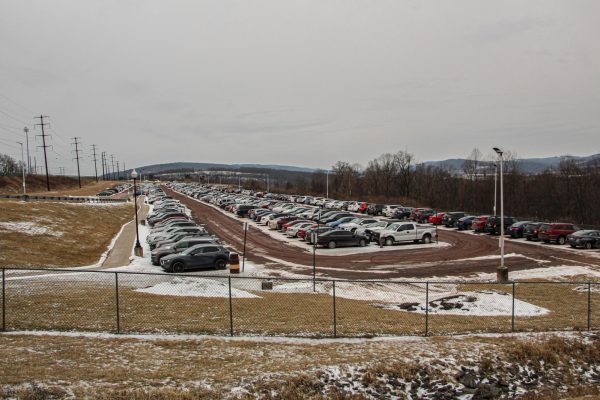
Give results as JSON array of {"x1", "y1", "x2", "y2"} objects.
[{"x1": 165, "y1": 188, "x2": 600, "y2": 279}]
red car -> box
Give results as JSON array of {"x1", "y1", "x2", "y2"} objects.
[
  {"x1": 297, "y1": 224, "x2": 318, "y2": 239},
  {"x1": 281, "y1": 219, "x2": 311, "y2": 232},
  {"x1": 472, "y1": 216, "x2": 491, "y2": 233},
  {"x1": 538, "y1": 223, "x2": 581, "y2": 245},
  {"x1": 359, "y1": 202, "x2": 370, "y2": 214},
  {"x1": 428, "y1": 212, "x2": 447, "y2": 225}
]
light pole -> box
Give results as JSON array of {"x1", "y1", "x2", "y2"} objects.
[
  {"x1": 493, "y1": 147, "x2": 507, "y2": 282},
  {"x1": 24, "y1": 127, "x2": 31, "y2": 174},
  {"x1": 326, "y1": 170, "x2": 329, "y2": 199},
  {"x1": 16, "y1": 141, "x2": 26, "y2": 194},
  {"x1": 493, "y1": 163, "x2": 497, "y2": 216},
  {"x1": 131, "y1": 169, "x2": 143, "y2": 257}
]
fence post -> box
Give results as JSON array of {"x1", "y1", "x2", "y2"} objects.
[
  {"x1": 228, "y1": 276, "x2": 234, "y2": 337},
  {"x1": 332, "y1": 280, "x2": 337, "y2": 338},
  {"x1": 2, "y1": 268, "x2": 5, "y2": 332},
  {"x1": 425, "y1": 282, "x2": 429, "y2": 337},
  {"x1": 588, "y1": 282, "x2": 592, "y2": 331},
  {"x1": 115, "y1": 272, "x2": 120, "y2": 334},
  {"x1": 511, "y1": 282, "x2": 515, "y2": 333}
]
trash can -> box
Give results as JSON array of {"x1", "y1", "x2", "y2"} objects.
[{"x1": 229, "y1": 253, "x2": 240, "y2": 274}]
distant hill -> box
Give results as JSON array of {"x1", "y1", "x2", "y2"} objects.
[
  {"x1": 134, "y1": 162, "x2": 317, "y2": 175},
  {"x1": 422, "y1": 153, "x2": 600, "y2": 174}
]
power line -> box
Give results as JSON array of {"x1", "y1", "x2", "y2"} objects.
[
  {"x1": 0, "y1": 107, "x2": 29, "y2": 125},
  {"x1": 71, "y1": 137, "x2": 82, "y2": 188},
  {"x1": 34, "y1": 115, "x2": 51, "y2": 191},
  {"x1": 91, "y1": 144, "x2": 99, "y2": 182}
]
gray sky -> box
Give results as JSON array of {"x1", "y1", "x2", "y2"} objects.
[{"x1": 1, "y1": 0, "x2": 599, "y2": 175}]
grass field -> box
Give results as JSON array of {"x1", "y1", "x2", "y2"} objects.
[
  {"x1": 0, "y1": 200, "x2": 131, "y2": 267},
  {"x1": 0, "y1": 175, "x2": 123, "y2": 196},
  {"x1": 3, "y1": 275, "x2": 599, "y2": 337}
]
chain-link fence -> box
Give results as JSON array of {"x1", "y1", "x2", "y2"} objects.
[{"x1": 2, "y1": 267, "x2": 599, "y2": 337}]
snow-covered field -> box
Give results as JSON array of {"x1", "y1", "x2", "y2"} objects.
[{"x1": 0, "y1": 221, "x2": 63, "y2": 237}]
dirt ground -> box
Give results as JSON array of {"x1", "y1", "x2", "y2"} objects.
[{"x1": 165, "y1": 188, "x2": 600, "y2": 279}]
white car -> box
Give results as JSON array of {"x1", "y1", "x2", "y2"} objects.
[
  {"x1": 338, "y1": 218, "x2": 378, "y2": 232},
  {"x1": 383, "y1": 205, "x2": 403, "y2": 218},
  {"x1": 285, "y1": 222, "x2": 314, "y2": 238}
]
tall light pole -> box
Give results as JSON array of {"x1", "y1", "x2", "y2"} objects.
[
  {"x1": 493, "y1": 147, "x2": 506, "y2": 282},
  {"x1": 23, "y1": 127, "x2": 31, "y2": 174},
  {"x1": 16, "y1": 141, "x2": 26, "y2": 194},
  {"x1": 326, "y1": 170, "x2": 329, "y2": 199},
  {"x1": 131, "y1": 169, "x2": 143, "y2": 257},
  {"x1": 493, "y1": 163, "x2": 497, "y2": 216}
]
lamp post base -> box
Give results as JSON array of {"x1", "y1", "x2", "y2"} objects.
[
  {"x1": 497, "y1": 267, "x2": 509, "y2": 283},
  {"x1": 134, "y1": 245, "x2": 143, "y2": 257}
]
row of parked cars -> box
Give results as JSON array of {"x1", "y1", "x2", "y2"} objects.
[
  {"x1": 170, "y1": 184, "x2": 438, "y2": 249},
  {"x1": 145, "y1": 187, "x2": 235, "y2": 272},
  {"x1": 96, "y1": 184, "x2": 132, "y2": 197},
  {"x1": 171, "y1": 183, "x2": 600, "y2": 251}
]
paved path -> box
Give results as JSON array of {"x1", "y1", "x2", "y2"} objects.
[{"x1": 102, "y1": 197, "x2": 149, "y2": 268}]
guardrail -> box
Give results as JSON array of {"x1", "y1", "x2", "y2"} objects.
[
  {"x1": 0, "y1": 194, "x2": 128, "y2": 203},
  {"x1": 2, "y1": 267, "x2": 599, "y2": 338}
]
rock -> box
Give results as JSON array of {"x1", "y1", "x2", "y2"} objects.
[
  {"x1": 459, "y1": 371, "x2": 478, "y2": 389},
  {"x1": 399, "y1": 302, "x2": 420, "y2": 310}
]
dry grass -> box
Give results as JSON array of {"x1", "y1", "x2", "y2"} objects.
[
  {"x1": 27, "y1": 180, "x2": 125, "y2": 197},
  {"x1": 4, "y1": 278, "x2": 600, "y2": 337},
  {"x1": 0, "y1": 200, "x2": 131, "y2": 267},
  {"x1": 0, "y1": 175, "x2": 116, "y2": 195}
]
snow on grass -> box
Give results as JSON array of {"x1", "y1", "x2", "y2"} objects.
[
  {"x1": 0, "y1": 221, "x2": 63, "y2": 237},
  {"x1": 386, "y1": 290, "x2": 549, "y2": 316},
  {"x1": 135, "y1": 277, "x2": 259, "y2": 298}
]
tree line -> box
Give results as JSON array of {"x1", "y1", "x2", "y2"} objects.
[{"x1": 270, "y1": 149, "x2": 600, "y2": 227}]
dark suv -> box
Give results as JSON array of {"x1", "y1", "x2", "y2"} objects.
[
  {"x1": 442, "y1": 212, "x2": 465, "y2": 228},
  {"x1": 151, "y1": 237, "x2": 221, "y2": 265},
  {"x1": 160, "y1": 244, "x2": 231, "y2": 272},
  {"x1": 367, "y1": 204, "x2": 384, "y2": 216},
  {"x1": 484, "y1": 217, "x2": 519, "y2": 235},
  {"x1": 538, "y1": 223, "x2": 581, "y2": 245},
  {"x1": 316, "y1": 230, "x2": 368, "y2": 249},
  {"x1": 524, "y1": 222, "x2": 543, "y2": 241}
]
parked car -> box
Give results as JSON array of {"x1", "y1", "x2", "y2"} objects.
[
  {"x1": 442, "y1": 212, "x2": 465, "y2": 228},
  {"x1": 428, "y1": 212, "x2": 447, "y2": 225},
  {"x1": 508, "y1": 221, "x2": 532, "y2": 238},
  {"x1": 413, "y1": 208, "x2": 434, "y2": 223},
  {"x1": 338, "y1": 218, "x2": 378, "y2": 232},
  {"x1": 315, "y1": 230, "x2": 368, "y2": 249},
  {"x1": 456, "y1": 216, "x2": 475, "y2": 230},
  {"x1": 472, "y1": 216, "x2": 491, "y2": 233},
  {"x1": 484, "y1": 217, "x2": 519, "y2": 235},
  {"x1": 567, "y1": 230, "x2": 600, "y2": 249},
  {"x1": 366, "y1": 203, "x2": 384, "y2": 215},
  {"x1": 151, "y1": 237, "x2": 221, "y2": 265},
  {"x1": 304, "y1": 226, "x2": 334, "y2": 243},
  {"x1": 377, "y1": 222, "x2": 437, "y2": 245},
  {"x1": 391, "y1": 207, "x2": 412, "y2": 220},
  {"x1": 538, "y1": 223, "x2": 581, "y2": 245},
  {"x1": 383, "y1": 205, "x2": 403, "y2": 218},
  {"x1": 160, "y1": 244, "x2": 231, "y2": 272},
  {"x1": 524, "y1": 222, "x2": 543, "y2": 241}
]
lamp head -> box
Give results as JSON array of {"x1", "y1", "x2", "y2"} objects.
[
  {"x1": 131, "y1": 169, "x2": 138, "y2": 179},
  {"x1": 493, "y1": 147, "x2": 503, "y2": 156}
]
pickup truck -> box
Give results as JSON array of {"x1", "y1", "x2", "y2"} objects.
[{"x1": 377, "y1": 222, "x2": 437, "y2": 245}]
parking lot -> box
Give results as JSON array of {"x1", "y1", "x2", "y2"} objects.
[{"x1": 162, "y1": 184, "x2": 600, "y2": 280}]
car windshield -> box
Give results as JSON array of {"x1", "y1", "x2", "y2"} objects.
[
  {"x1": 540, "y1": 224, "x2": 551, "y2": 230},
  {"x1": 368, "y1": 221, "x2": 387, "y2": 228},
  {"x1": 349, "y1": 218, "x2": 362, "y2": 224},
  {"x1": 387, "y1": 222, "x2": 402, "y2": 230}
]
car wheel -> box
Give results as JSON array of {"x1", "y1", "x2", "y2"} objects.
[
  {"x1": 328, "y1": 241, "x2": 336, "y2": 249},
  {"x1": 585, "y1": 242, "x2": 593, "y2": 250},
  {"x1": 422, "y1": 234, "x2": 432, "y2": 244},
  {"x1": 570, "y1": 244, "x2": 577, "y2": 248},
  {"x1": 172, "y1": 262, "x2": 185, "y2": 273},
  {"x1": 359, "y1": 239, "x2": 366, "y2": 247},
  {"x1": 214, "y1": 258, "x2": 227, "y2": 269},
  {"x1": 385, "y1": 237, "x2": 394, "y2": 246},
  {"x1": 557, "y1": 237, "x2": 566, "y2": 245},
  {"x1": 543, "y1": 239, "x2": 550, "y2": 243},
  {"x1": 526, "y1": 237, "x2": 531, "y2": 241}
]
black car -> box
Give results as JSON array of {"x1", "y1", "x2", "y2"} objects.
[
  {"x1": 442, "y1": 212, "x2": 465, "y2": 228},
  {"x1": 524, "y1": 222, "x2": 543, "y2": 241},
  {"x1": 316, "y1": 230, "x2": 368, "y2": 249},
  {"x1": 151, "y1": 237, "x2": 221, "y2": 265},
  {"x1": 321, "y1": 213, "x2": 354, "y2": 224},
  {"x1": 235, "y1": 204, "x2": 255, "y2": 217},
  {"x1": 367, "y1": 204, "x2": 384, "y2": 216},
  {"x1": 508, "y1": 221, "x2": 532, "y2": 238},
  {"x1": 304, "y1": 226, "x2": 334, "y2": 243},
  {"x1": 160, "y1": 244, "x2": 231, "y2": 272},
  {"x1": 391, "y1": 207, "x2": 412, "y2": 220},
  {"x1": 456, "y1": 216, "x2": 475, "y2": 230},
  {"x1": 484, "y1": 217, "x2": 519, "y2": 235},
  {"x1": 567, "y1": 230, "x2": 600, "y2": 249}
]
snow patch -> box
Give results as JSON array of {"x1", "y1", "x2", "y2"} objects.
[
  {"x1": 136, "y1": 277, "x2": 259, "y2": 298},
  {"x1": 0, "y1": 221, "x2": 63, "y2": 237}
]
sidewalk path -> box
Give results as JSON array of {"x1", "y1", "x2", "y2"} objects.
[{"x1": 102, "y1": 197, "x2": 149, "y2": 268}]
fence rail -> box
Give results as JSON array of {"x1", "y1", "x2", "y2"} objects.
[
  {"x1": 1, "y1": 267, "x2": 598, "y2": 338},
  {"x1": 0, "y1": 194, "x2": 127, "y2": 203}
]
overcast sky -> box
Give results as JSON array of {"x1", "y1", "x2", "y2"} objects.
[{"x1": 1, "y1": 0, "x2": 599, "y2": 175}]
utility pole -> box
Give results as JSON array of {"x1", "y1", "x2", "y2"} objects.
[
  {"x1": 101, "y1": 152, "x2": 107, "y2": 180},
  {"x1": 116, "y1": 160, "x2": 121, "y2": 181},
  {"x1": 34, "y1": 115, "x2": 51, "y2": 191},
  {"x1": 110, "y1": 155, "x2": 116, "y2": 181},
  {"x1": 91, "y1": 144, "x2": 99, "y2": 182},
  {"x1": 23, "y1": 127, "x2": 31, "y2": 174},
  {"x1": 16, "y1": 141, "x2": 26, "y2": 194},
  {"x1": 71, "y1": 137, "x2": 82, "y2": 188}
]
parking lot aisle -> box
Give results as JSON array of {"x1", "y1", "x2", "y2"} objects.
[{"x1": 102, "y1": 198, "x2": 150, "y2": 268}]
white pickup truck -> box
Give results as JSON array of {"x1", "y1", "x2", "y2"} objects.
[{"x1": 377, "y1": 222, "x2": 437, "y2": 245}]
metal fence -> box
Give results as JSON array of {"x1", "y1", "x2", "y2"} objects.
[{"x1": 2, "y1": 267, "x2": 599, "y2": 338}]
